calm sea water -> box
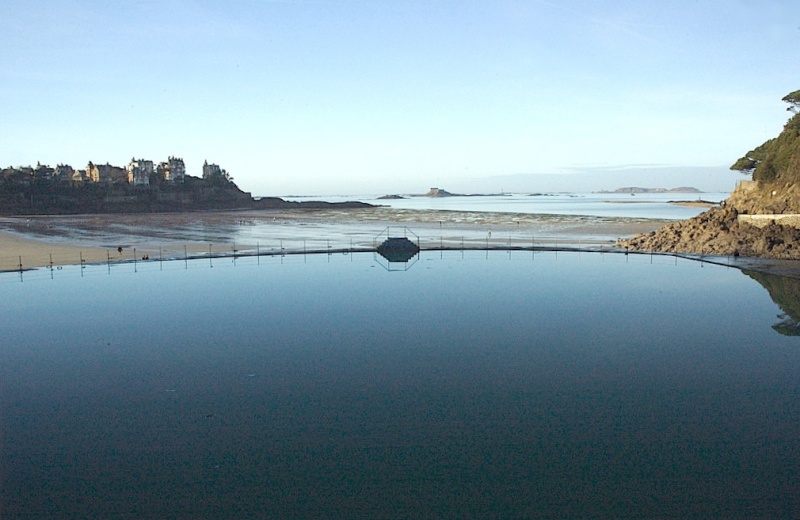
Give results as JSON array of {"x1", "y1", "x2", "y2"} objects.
[
  {"x1": 2, "y1": 251, "x2": 798, "y2": 518},
  {"x1": 284, "y1": 192, "x2": 731, "y2": 220}
]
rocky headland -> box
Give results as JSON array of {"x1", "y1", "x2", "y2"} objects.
[
  {"x1": 0, "y1": 175, "x2": 372, "y2": 215},
  {"x1": 617, "y1": 181, "x2": 800, "y2": 259},
  {"x1": 618, "y1": 89, "x2": 800, "y2": 260}
]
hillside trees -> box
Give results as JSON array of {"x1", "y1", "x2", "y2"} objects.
[
  {"x1": 731, "y1": 89, "x2": 800, "y2": 183},
  {"x1": 782, "y1": 89, "x2": 800, "y2": 113}
]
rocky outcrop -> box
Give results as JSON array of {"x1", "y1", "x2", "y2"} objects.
[
  {"x1": 617, "y1": 181, "x2": 800, "y2": 259},
  {"x1": 425, "y1": 187, "x2": 455, "y2": 197}
]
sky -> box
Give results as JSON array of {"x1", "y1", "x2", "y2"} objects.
[{"x1": 1, "y1": 0, "x2": 798, "y2": 196}]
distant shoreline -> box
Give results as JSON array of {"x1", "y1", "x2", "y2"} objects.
[{"x1": 605, "y1": 199, "x2": 719, "y2": 208}]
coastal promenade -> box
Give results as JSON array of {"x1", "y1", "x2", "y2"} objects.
[{"x1": 738, "y1": 214, "x2": 800, "y2": 228}]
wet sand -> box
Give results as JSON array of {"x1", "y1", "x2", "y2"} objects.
[
  {"x1": 0, "y1": 208, "x2": 669, "y2": 271},
  {"x1": 669, "y1": 200, "x2": 719, "y2": 208},
  {"x1": 4, "y1": 207, "x2": 798, "y2": 278},
  {"x1": 0, "y1": 230, "x2": 110, "y2": 271}
]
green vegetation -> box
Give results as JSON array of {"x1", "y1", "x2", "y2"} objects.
[
  {"x1": 782, "y1": 89, "x2": 800, "y2": 111},
  {"x1": 731, "y1": 89, "x2": 800, "y2": 183}
]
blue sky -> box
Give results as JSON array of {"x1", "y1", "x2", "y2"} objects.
[{"x1": 1, "y1": 0, "x2": 798, "y2": 195}]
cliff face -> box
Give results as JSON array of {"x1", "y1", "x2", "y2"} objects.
[
  {"x1": 725, "y1": 179, "x2": 800, "y2": 214},
  {"x1": 0, "y1": 181, "x2": 255, "y2": 215},
  {"x1": 617, "y1": 181, "x2": 800, "y2": 259}
]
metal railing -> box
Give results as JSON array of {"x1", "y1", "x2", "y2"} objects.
[{"x1": 1, "y1": 230, "x2": 625, "y2": 273}]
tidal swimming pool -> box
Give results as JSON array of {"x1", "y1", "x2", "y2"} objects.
[{"x1": 1, "y1": 251, "x2": 799, "y2": 518}]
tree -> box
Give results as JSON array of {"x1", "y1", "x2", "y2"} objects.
[
  {"x1": 782, "y1": 89, "x2": 800, "y2": 113},
  {"x1": 731, "y1": 140, "x2": 773, "y2": 175},
  {"x1": 731, "y1": 89, "x2": 800, "y2": 183}
]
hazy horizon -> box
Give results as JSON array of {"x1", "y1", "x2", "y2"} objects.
[
  {"x1": 2, "y1": 1, "x2": 794, "y2": 197},
  {"x1": 269, "y1": 165, "x2": 740, "y2": 198}
]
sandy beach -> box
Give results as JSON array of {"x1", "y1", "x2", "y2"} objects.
[
  {"x1": 0, "y1": 207, "x2": 670, "y2": 271},
  {"x1": 0, "y1": 231, "x2": 109, "y2": 271}
]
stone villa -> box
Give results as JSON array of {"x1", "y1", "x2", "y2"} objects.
[{"x1": 2, "y1": 157, "x2": 226, "y2": 187}]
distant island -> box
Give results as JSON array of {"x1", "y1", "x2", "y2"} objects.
[
  {"x1": 378, "y1": 188, "x2": 506, "y2": 198},
  {"x1": 599, "y1": 187, "x2": 703, "y2": 194},
  {"x1": 382, "y1": 187, "x2": 706, "y2": 199},
  {"x1": 424, "y1": 187, "x2": 457, "y2": 197},
  {"x1": 419, "y1": 187, "x2": 505, "y2": 197},
  {"x1": 0, "y1": 157, "x2": 372, "y2": 215}
]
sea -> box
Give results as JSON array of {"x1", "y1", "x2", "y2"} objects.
[
  {"x1": 283, "y1": 191, "x2": 732, "y2": 221},
  {"x1": 2, "y1": 247, "x2": 799, "y2": 518}
]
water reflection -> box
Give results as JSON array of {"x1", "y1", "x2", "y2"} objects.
[
  {"x1": 374, "y1": 228, "x2": 421, "y2": 270},
  {"x1": 376, "y1": 237, "x2": 420, "y2": 263},
  {"x1": 743, "y1": 270, "x2": 800, "y2": 336},
  {"x1": 374, "y1": 249, "x2": 419, "y2": 271},
  {"x1": 2, "y1": 252, "x2": 799, "y2": 517}
]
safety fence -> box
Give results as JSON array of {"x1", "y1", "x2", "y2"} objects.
[{"x1": 1, "y1": 227, "x2": 621, "y2": 273}]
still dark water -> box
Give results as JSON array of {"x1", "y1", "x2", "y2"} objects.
[{"x1": 2, "y1": 251, "x2": 799, "y2": 518}]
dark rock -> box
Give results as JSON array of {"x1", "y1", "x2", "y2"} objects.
[{"x1": 617, "y1": 187, "x2": 800, "y2": 259}]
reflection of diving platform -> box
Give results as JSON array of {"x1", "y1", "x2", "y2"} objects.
[{"x1": 374, "y1": 227, "x2": 420, "y2": 270}]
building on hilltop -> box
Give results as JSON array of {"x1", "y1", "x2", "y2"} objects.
[
  {"x1": 202, "y1": 159, "x2": 232, "y2": 186},
  {"x1": 156, "y1": 162, "x2": 168, "y2": 184},
  {"x1": 202, "y1": 160, "x2": 222, "y2": 180},
  {"x1": 157, "y1": 156, "x2": 185, "y2": 184},
  {"x1": 88, "y1": 162, "x2": 127, "y2": 184},
  {"x1": 127, "y1": 158, "x2": 154, "y2": 186},
  {"x1": 169, "y1": 156, "x2": 185, "y2": 183},
  {"x1": 87, "y1": 162, "x2": 102, "y2": 182},
  {"x1": 33, "y1": 162, "x2": 54, "y2": 181},
  {"x1": 1, "y1": 166, "x2": 33, "y2": 185},
  {"x1": 54, "y1": 164, "x2": 74, "y2": 183},
  {"x1": 72, "y1": 169, "x2": 89, "y2": 183}
]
